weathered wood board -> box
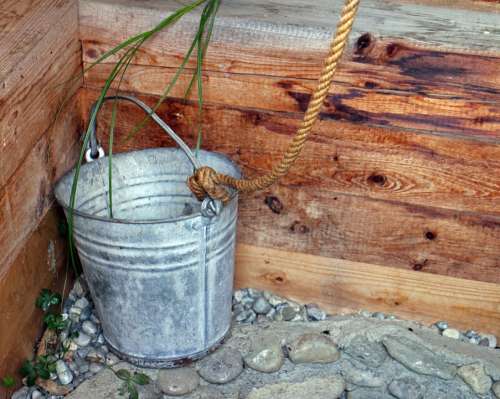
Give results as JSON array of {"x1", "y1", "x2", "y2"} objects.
[
  {"x1": 81, "y1": 89, "x2": 500, "y2": 284},
  {"x1": 234, "y1": 244, "x2": 500, "y2": 336},
  {"x1": 0, "y1": 208, "x2": 69, "y2": 379},
  {"x1": 0, "y1": 0, "x2": 81, "y2": 380}
]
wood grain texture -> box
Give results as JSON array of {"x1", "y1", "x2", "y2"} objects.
[
  {"x1": 84, "y1": 61, "x2": 500, "y2": 141},
  {"x1": 234, "y1": 244, "x2": 500, "y2": 336},
  {"x1": 79, "y1": 0, "x2": 500, "y2": 59},
  {"x1": 0, "y1": 0, "x2": 81, "y2": 190},
  {"x1": 81, "y1": 89, "x2": 500, "y2": 283},
  {"x1": 0, "y1": 207, "x2": 69, "y2": 380},
  {"x1": 0, "y1": 94, "x2": 81, "y2": 272}
]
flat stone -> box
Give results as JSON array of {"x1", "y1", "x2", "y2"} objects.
[
  {"x1": 276, "y1": 304, "x2": 299, "y2": 321},
  {"x1": 66, "y1": 363, "x2": 158, "y2": 399},
  {"x1": 382, "y1": 336, "x2": 456, "y2": 380},
  {"x1": 197, "y1": 348, "x2": 243, "y2": 384},
  {"x1": 244, "y1": 341, "x2": 284, "y2": 373},
  {"x1": 263, "y1": 291, "x2": 286, "y2": 307},
  {"x1": 246, "y1": 376, "x2": 345, "y2": 399},
  {"x1": 158, "y1": 368, "x2": 199, "y2": 396},
  {"x1": 442, "y1": 328, "x2": 460, "y2": 340},
  {"x1": 342, "y1": 362, "x2": 384, "y2": 388},
  {"x1": 343, "y1": 336, "x2": 387, "y2": 368},
  {"x1": 457, "y1": 363, "x2": 492, "y2": 395},
  {"x1": 492, "y1": 381, "x2": 500, "y2": 398},
  {"x1": 89, "y1": 362, "x2": 104, "y2": 374},
  {"x1": 252, "y1": 297, "x2": 272, "y2": 315},
  {"x1": 287, "y1": 333, "x2": 340, "y2": 364},
  {"x1": 388, "y1": 377, "x2": 424, "y2": 399},
  {"x1": 423, "y1": 382, "x2": 470, "y2": 399},
  {"x1": 346, "y1": 388, "x2": 388, "y2": 399},
  {"x1": 55, "y1": 360, "x2": 73, "y2": 385}
]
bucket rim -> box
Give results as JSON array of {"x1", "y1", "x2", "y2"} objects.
[{"x1": 54, "y1": 148, "x2": 240, "y2": 225}]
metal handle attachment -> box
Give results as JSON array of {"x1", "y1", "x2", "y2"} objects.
[{"x1": 85, "y1": 95, "x2": 222, "y2": 217}]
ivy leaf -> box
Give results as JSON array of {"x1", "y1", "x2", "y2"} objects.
[
  {"x1": 1, "y1": 375, "x2": 15, "y2": 388},
  {"x1": 43, "y1": 313, "x2": 68, "y2": 331},
  {"x1": 115, "y1": 369, "x2": 132, "y2": 381},
  {"x1": 131, "y1": 372, "x2": 150, "y2": 386},
  {"x1": 36, "y1": 367, "x2": 50, "y2": 380},
  {"x1": 19, "y1": 361, "x2": 36, "y2": 386},
  {"x1": 36, "y1": 289, "x2": 62, "y2": 312},
  {"x1": 127, "y1": 382, "x2": 139, "y2": 399}
]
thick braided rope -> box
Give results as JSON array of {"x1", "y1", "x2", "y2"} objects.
[{"x1": 188, "y1": 0, "x2": 361, "y2": 203}]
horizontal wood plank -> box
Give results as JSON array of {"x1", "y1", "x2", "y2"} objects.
[
  {"x1": 79, "y1": 0, "x2": 500, "y2": 63},
  {"x1": 234, "y1": 244, "x2": 500, "y2": 336},
  {"x1": 81, "y1": 89, "x2": 500, "y2": 283},
  {"x1": 0, "y1": 0, "x2": 81, "y2": 190}
]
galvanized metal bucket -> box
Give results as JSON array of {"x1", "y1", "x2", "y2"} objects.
[{"x1": 55, "y1": 96, "x2": 241, "y2": 368}]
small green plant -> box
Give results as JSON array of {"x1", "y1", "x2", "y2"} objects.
[
  {"x1": 1, "y1": 375, "x2": 15, "y2": 389},
  {"x1": 20, "y1": 356, "x2": 57, "y2": 386},
  {"x1": 114, "y1": 369, "x2": 151, "y2": 399},
  {"x1": 43, "y1": 313, "x2": 69, "y2": 331},
  {"x1": 36, "y1": 289, "x2": 62, "y2": 312}
]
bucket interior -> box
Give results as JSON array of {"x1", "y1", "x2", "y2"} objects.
[{"x1": 55, "y1": 148, "x2": 241, "y2": 222}]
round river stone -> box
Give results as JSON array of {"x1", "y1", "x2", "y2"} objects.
[
  {"x1": 158, "y1": 367, "x2": 199, "y2": 396},
  {"x1": 244, "y1": 341, "x2": 284, "y2": 373},
  {"x1": 287, "y1": 333, "x2": 340, "y2": 364},
  {"x1": 197, "y1": 348, "x2": 243, "y2": 384}
]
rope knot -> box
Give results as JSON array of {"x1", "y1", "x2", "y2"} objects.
[{"x1": 188, "y1": 166, "x2": 231, "y2": 204}]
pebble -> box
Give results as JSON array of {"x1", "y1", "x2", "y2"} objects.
[
  {"x1": 435, "y1": 321, "x2": 449, "y2": 330},
  {"x1": 244, "y1": 341, "x2": 285, "y2": 373},
  {"x1": 11, "y1": 387, "x2": 30, "y2": 399},
  {"x1": 246, "y1": 376, "x2": 345, "y2": 399},
  {"x1": 234, "y1": 309, "x2": 256, "y2": 323},
  {"x1": 86, "y1": 349, "x2": 105, "y2": 363},
  {"x1": 157, "y1": 367, "x2": 199, "y2": 396},
  {"x1": 343, "y1": 336, "x2": 387, "y2": 368},
  {"x1": 265, "y1": 308, "x2": 276, "y2": 320},
  {"x1": 305, "y1": 304, "x2": 327, "y2": 321},
  {"x1": 81, "y1": 321, "x2": 98, "y2": 336},
  {"x1": 74, "y1": 297, "x2": 90, "y2": 309},
  {"x1": 55, "y1": 360, "x2": 73, "y2": 385},
  {"x1": 388, "y1": 377, "x2": 425, "y2": 399},
  {"x1": 95, "y1": 334, "x2": 105, "y2": 345},
  {"x1": 372, "y1": 312, "x2": 385, "y2": 320},
  {"x1": 457, "y1": 363, "x2": 492, "y2": 395},
  {"x1": 480, "y1": 333, "x2": 497, "y2": 348},
  {"x1": 73, "y1": 333, "x2": 92, "y2": 347},
  {"x1": 253, "y1": 297, "x2": 272, "y2": 315},
  {"x1": 197, "y1": 348, "x2": 243, "y2": 384},
  {"x1": 464, "y1": 330, "x2": 477, "y2": 339},
  {"x1": 442, "y1": 328, "x2": 461, "y2": 340},
  {"x1": 382, "y1": 336, "x2": 456, "y2": 380},
  {"x1": 492, "y1": 381, "x2": 500, "y2": 398},
  {"x1": 31, "y1": 390, "x2": 44, "y2": 399},
  {"x1": 276, "y1": 304, "x2": 299, "y2": 321},
  {"x1": 233, "y1": 289, "x2": 245, "y2": 303},
  {"x1": 263, "y1": 291, "x2": 286, "y2": 307},
  {"x1": 287, "y1": 333, "x2": 340, "y2": 364}
]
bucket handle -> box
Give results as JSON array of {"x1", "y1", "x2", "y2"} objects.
[{"x1": 85, "y1": 95, "x2": 223, "y2": 218}]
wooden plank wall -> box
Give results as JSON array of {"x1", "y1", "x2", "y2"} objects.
[
  {"x1": 0, "y1": 0, "x2": 82, "y2": 379},
  {"x1": 79, "y1": 0, "x2": 500, "y2": 333}
]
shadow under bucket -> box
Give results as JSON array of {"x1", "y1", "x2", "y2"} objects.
[{"x1": 54, "y1": 96, "x2": 241, "y2": 368}]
